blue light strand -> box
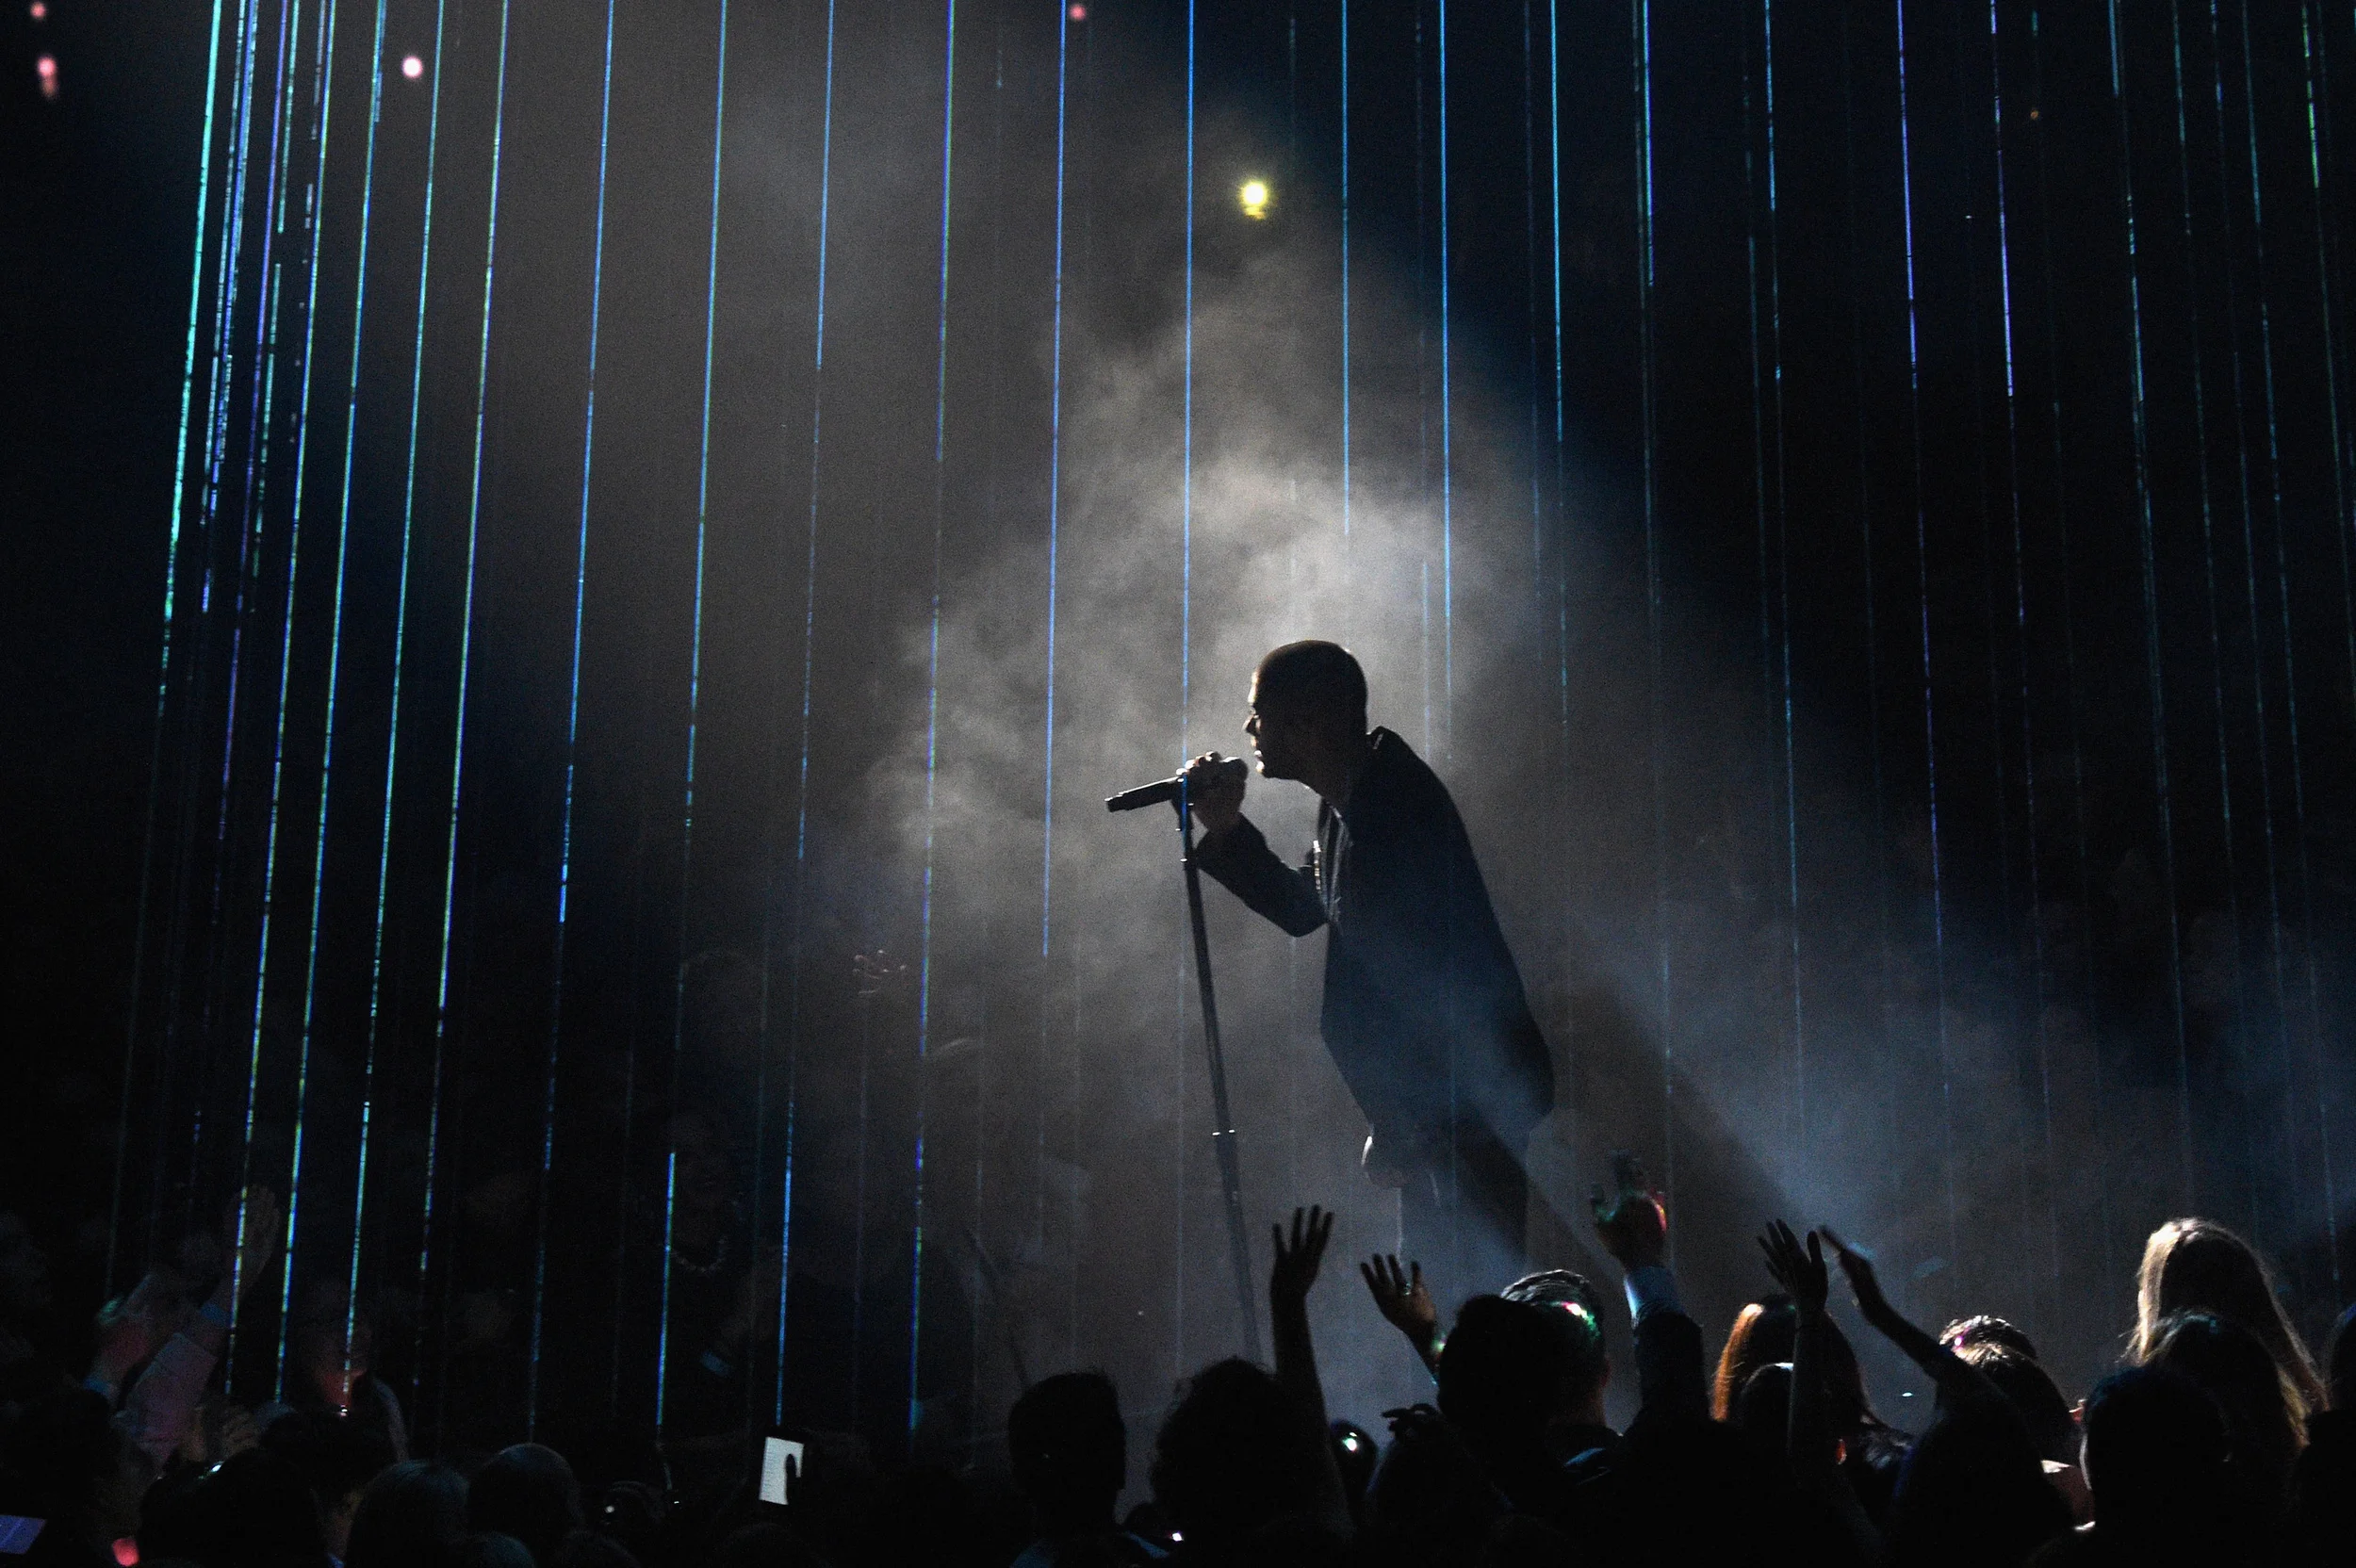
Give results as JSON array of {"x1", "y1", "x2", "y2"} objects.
[
  {"x1": 1519, "y1": 1, "x2": 1544, "y2": 584},
  {"x1": 2233, "y1": 0, "x2": 2331, "y2": 1248},
  {"x1": 2025, "y1": 1, "x2": 2118, "y2": 1285},
  {"x1": 110, "y1": 0, "x2": 234, "y2": 1294},
  {"x1": 1176, "y1": 0, "x2": 1198, "y2": 1380},
  {"x1": 1340, "y1": 0, "x2": 1351, "y2": 547},
  {"x1": 281, "y1": 0, "x2": 392, "y2": 1395},
  {"x1": 2200, "y1": 0, "x2": 2298, "y2": 1223},
  {"x1": 1988, "y1": 0, "x2": 2065, "y2": 1303},
  {"x1": 1043, "y1": 0, "x2": 1070, "y2": 957},
  {"x1": 2167, "y1": 0, "x2": 2262, "y2": 1228},
  {"x1": 221, "y1": 0, "x2": 303, "y2": 1380},
  {"x1": 1633, "y1": 0, "x2": 1673, "y2": 1234},
  {"x1": 1894, "y1": 0, "x2": 1963, "y2": 1282},
  {"x1": 909, "y1": 0, "x2": 957, "y2": 1444},
  {"x1": 1437, "y1": 0, "x2": 1453, "y2": 741},
  {"x1": 2104, "y1": 0, "x2": 2200, "y2": 1203},
  {"x1": 272, "y1": 0, "x2": 347, "y2": 1395},
  {"x1": 2299, "y1": 1, "x2": 2346, "y2": 1287},
  {"x1": 778, "y1": 0, "x2": 841, "y2": 1418},
  {"x1": 529, "y1": 0, "x2": 621, "y2": 1435},
  {"x1": 421, "y1": 0, "x2": 515, "y2": 1433},
  {"x1": 656, "y1": 0, "x2": 731, "y2": 1436},
  {"x1": 348, "y1": 0, "x2": 452, "y2": 1407}
]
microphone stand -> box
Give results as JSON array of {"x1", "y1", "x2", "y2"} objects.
[{"x1": 1174, "y1": 778, "x2": 1264, "y2": 1363}]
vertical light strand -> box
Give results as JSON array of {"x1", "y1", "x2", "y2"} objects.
[
  {"x1": 110, "y1": 0, "x2": 233, "y2": 1293},
  {"x1": 1894, "y1": 0, "x2": 1963, "y2": 1282},
  {"x1": 2234, "y1": 0, "x2": 2331, "y2": 1253},
  {"x1": 1044, "y1": 0, "x2": 1070, "y2": 959},
  {"x1": 909, "y1": 0, "x2": 957, "y2": 1444},
  {"x1": 2298, "y1": 3, "x2": 2346, "y2": 1288},
  {"x1": 272, "y1": 0, "x2": 347, "y2": 1394},
  {"x1": 656, "y1": 0, "x2": 731, "y2": 1437},
  {"x1": 1520, "y1": 1, "x2": 1545, "y2": 583},
  {"x1": 529, "y1": 0, "x2": 621, "y2": 1435},
  {"x1": 2026, "y1": 2, "x2": 2117, "y2": 1285},
  {"x1": 1173, "y1": 0, "x2": 1199, "y2": 1385},
  {"x1": 1437, "y1": 0, "x2": 1453, "y2": 742},
  {"x1": 2168, "y1": 0, "x2": 2261, "y2": 1228},
  {"x1": 1633, "y1": 0, "x2": 1672, "y2": 1232},
  {"x1": 281, "y1": 0, "x2": 391, "y2": 1387},
  {"x1": 2202, "y1": 0, "x2": 2296, "y2": 1223},
  {"x1": 348, "y1": 0, "x2": 453, "y2": 1399},
  {"x1": 780, "y1": 0, "x2": 842, "y2": 1417},
  {"x1": 1341, "y1": 0, "x2": 1351, "y2": 551},
  {"x1": 226, "y1": 0, "x2": 308, "y2": 1382},
  {"x1": 2105, "y1": 0, "x2": 2200, "y2": 1204},
  {"x1": 1989, "y1": 0, "x2": 2066, "y2": 1307},
  {"x1": 419, "y1": 0, "x2": 515, "y2": 1438}
]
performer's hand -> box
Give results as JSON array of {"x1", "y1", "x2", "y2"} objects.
[{"x1": 1183, "y1": 751, "x2": 1245, "y2": 839}]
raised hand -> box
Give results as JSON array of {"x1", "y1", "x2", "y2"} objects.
[
  {"x1": 1758, "y1": 1220, "x2": 1828, "y2": 1318},
  {"x1": 1270, "y1": 1205, "x2": 1335, "y2": 1312},
  {"x1": 1590, "y1": 1170, "x2": 1668, "y2": 1274},
  {"x1": 1359, "y1": 1253, "x2": 1440, "y2": 1364},
  {"x1": 1819, "y1": 1227, "x2": 1891, "y2": 1323}
]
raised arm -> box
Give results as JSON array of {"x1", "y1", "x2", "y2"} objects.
[
  {"x1": 1270, "y1": 1205, "x2": 1351, "y2": 1538},
  {"x1": 1592, "y1": 1168, "x2": 1707, "y2": 1430},
  {"x1": 1820, "y1": 1229, "x2": 2005, "y2": 1420},
  {"x1": 1359, "y1": 1253, "x2": 1441, "y2": 1378}
]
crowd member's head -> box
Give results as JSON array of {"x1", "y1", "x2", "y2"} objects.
[
  {"x1": 2134, "y1": 1217, "x2": 2325, "y2": 1416},
  {"x1": 1437, "y1": 1295, "x2": 1581, "y2": 1495},
  {"x1": 440, "y1": 1533, "x2": 537, "y2": 1568},
  {"x1": 1953, "y1": 1342, "x2": 2078, "y2": 1466},
  {"x1": 466, "y1": 1445, "x2": 582, "y2": 1566},
  {"x1": 1327, "y1": 1422, "x2": 1378, "y2": 1527},
  {"x1": 1150, "y1": 1358, "x2": 1314, "y2": 1554},
  {"x1": 1941, "y1": 1315, "x2": 2039, "y2": 1360},
  {"x1": 1498, "y1": 1270, "x2": 1611, "y2": 1437},
  {"x1": 1885, "y1": 1405, "x2": 2070, "y2": 1568},
  {"x1": 2144, "y1": 1311, "x2": 2302, "y2": 1527},
  {"x1": 1007, "y1": 1371, "x2": 1127, "y2": 1538},
  {"x1": 2079, "y1": 1364, "x2": 2231, "y2": 1543},
  {"x1": 263, "y1": 1410, "x2": 396, "y2": 1557},
  {"x1": 1712, "y1": 1296, "x2": 1796, "y2": 1423},
  {"x1": 0, "y1": 1387, "x2": 147, "y2": 1561},
  {"x1": 187, "y1": 1447, "x2": 333, "y2": 1568},
  {"x1": 344, "y1": 1461, "x2": 468, "y2": 1568}
]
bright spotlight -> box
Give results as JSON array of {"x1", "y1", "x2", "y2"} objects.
[
  {"x1": 400, "y1": 54, "x2": 424, "y2": 78},
  {"x1": 1238, "y1": 179, "x2": 1269, "y2": 220}
]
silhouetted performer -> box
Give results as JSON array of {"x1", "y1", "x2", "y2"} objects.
[{"x1": 1184, "y1": 640, "x2": 1552, "y2": 1296}]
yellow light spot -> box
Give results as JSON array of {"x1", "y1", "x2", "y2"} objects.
[{"x1": 1239, "y1": 179, "x2": 1270, "y2": 220}]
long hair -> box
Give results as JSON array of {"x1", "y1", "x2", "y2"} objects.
[{"x1": 2133, "y1": 1218, "x2": 2325, "y2": 1418}]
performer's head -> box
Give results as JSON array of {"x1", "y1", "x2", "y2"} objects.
[{"x1": 1246, "y1": 640, "x2": 1366, "y2": 781}]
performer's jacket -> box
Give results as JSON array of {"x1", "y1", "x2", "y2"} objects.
[{"x1": 1192, "y1": 726, "x2": 1554, "y2": 1155}]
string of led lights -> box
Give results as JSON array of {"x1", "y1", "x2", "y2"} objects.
[{"x1": 422, "y1": 0, "x2": 515, "y2": 1438}]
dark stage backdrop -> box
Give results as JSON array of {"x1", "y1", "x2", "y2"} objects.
[{"x1": 6, "y1": 0, "x2": 2355, "y2": 1464}]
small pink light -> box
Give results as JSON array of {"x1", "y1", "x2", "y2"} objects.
[
  {"x1": 36, "y1": 53, "x2": 57, "y2": 98},
  {"x1": 29, "y1": 2, "x2": 48, "y2": 19},
  {"x1": 112, "y1": 1539, "x2": 139, "y2": 1567},
  {"x1": 1067, "y1": 3, "x2": 1087, "y2": 18},
  {"x1": 400, "y1": 54, "x2": 423, "y2": 78}
]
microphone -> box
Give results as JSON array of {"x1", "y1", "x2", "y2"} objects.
[{"x1": 1104, "y1": 757, "x2": 1246, "y2": 813}]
